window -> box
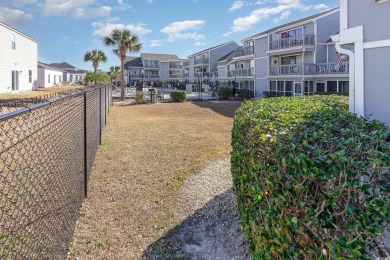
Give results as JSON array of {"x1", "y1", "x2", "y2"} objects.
[
  {"x1": 316, "y1": 82, "x2": 325, "y2": 92},
  {"x1": 285, "y1": 81, "x2": 293, "y2": 96},
  {"x1": 304, "y1": 81, "x2": 314, "y2": 95},
  {"x1": 48, "y1": 74, "x2": 50, "y2": 83},
  {"x1": 339, "y1": 81, "x2": 349, "y2": 93},
  {"x1": 11, "y1": 34, "x2": 16, "y2": 50},
  {"x1": 29, "y1": 70, "x2": 32, "y2": 83},
  {"x1": 59, "y1": 76, "x2": 62, "y2": 82},
  {"x1": 281, "y1": 55, "x2": 302, "y2": 65},
  {"x1": 270, "y1": 81, "x2": 277, "y2": 91},
  {"x1": 327, "y1": 81, "x2": 337, "y2": 92},
  {"x1": 12, "y1": 71, "x2": 19, "y2": 90},
  {"x1": 277, "y1": 81, "x2": 284, "y2": 92}
]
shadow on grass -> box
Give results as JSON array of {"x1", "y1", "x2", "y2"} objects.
[
  {"x1": 190, "y1": 101, "x2": 244, "y2": 119},
  {"x1": 142, "y1": 188, "x2": 250, "y2": 260}
]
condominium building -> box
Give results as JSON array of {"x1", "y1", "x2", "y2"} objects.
[
  {"x1": 0, "y1": 21, "x2": 38, "y2": 93},
  {"x1": 241, "y1": 8, "x2": 348, "y2": 97},
  {"x1": 125, "y1": 53, "x2": 184, "y2": 86},
  {"x1": 187, "y1": 41, "x2": 240, "y2": 84},
  {"x1": 332, "y1": 0, "x2": 390, "y2": 124}
]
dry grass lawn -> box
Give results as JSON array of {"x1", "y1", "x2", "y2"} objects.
[{"x1": 68, "y1": 101, "x2": 242, "y2": 259}]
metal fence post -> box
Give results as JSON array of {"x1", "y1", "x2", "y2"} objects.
[
  {"x1": 84, "y1": 91, "x2": 88, "y2": 198},
  {"x1": 105, "y1": 85, "x2": 107, "y2": 126},
  {"x1": 99, "y1": 87, "x2": 102, "y2": 146}
]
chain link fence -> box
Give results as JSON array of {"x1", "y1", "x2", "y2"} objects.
[{"x1": 0, "y1": 85, "x2": 111, "y2": 259}]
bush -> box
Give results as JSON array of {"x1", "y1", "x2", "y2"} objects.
[
  {"x1": 263, "y1": 91, "x2": 286, "y2": 98},
  {"x1": 135, "y1": 91, "x2": 144, "y2": 104},
  {"x1": 218, "y1": 87, "x2": 231, "y2": 100},
  {"x1": 170, "y1": 91, "x2": 186, "y2": 102},
  {"x1": 315, "y1": 91, "x2": 349, "y2": 96},
  {"x1": 231, "y1": 95, "x2": 390, "y2": 259},
  {"x1": 236, "y1": 89, "x2": 254, "y2": 99}
]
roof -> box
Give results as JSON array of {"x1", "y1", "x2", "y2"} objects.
[
  {"x1": 243, "y1": 7, "x2": 339, "y2": 41},
  {"x1": 38, "y1": 61, "x2": 65, "y2": 72},
  {"x1": 188, "y1": 41, "x2": 239, "y2": 57},
  {"x1": 141, "y1": 53, "x2": 181, "y2": 62},
  {"x1": 49, "y1": 62, "x2": 86, "y2": 74},
  {"x1": 216, "y1": 51, "x2": 235, "y2": 66},
  {"x1": 0, "y1": 21, "x2": 38, "y2": 43},
  {"x1": 125, "y1": 57, "x2": 143, "y2": 68}
]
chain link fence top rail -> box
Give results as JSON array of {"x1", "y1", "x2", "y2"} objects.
[{"x1": 0, "y1": 85, "x2": 111, "y2": 259}]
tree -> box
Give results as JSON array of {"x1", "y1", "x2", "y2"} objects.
[
  {"x1": 84, "y1": 50, "x2": 108, "y2": 85},
  {"x1": 85, "y1": 70, "x2": 110, "y2": 86},
  {"x1": 109, "y1": 66, "x2": 121, "y2": 83},
  {"x1": 103, "y1": 29, "x2": 142, "y2": 101}
]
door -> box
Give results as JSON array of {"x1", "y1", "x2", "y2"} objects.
[
  {"x1": 12, "y1": 71, "x2": 19, "y2": 91},
  {"x1": 294, "y1": 82, "x2": 302, "y2": 96}
]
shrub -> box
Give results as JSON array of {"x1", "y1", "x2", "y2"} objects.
[
  {"x1": 218, "y1": 87, "x2": 231, "y2": 100},
  {"x1": 236, "y1": 89, "x2": 254, "y2": 99},
  {"x1": 315, "y1": 91, "x2": 349, "y2": 96},
  {"x1": 231, "y1": 95, "x2": 390, "y2": 259},
  {"x1": 263, "y1": 91, "x2": 286, "y2": 98},
  {"x1": 135, "y1": 91, "x2": 144, "y2": 104},
  {"x1": 170, "y1": 91, "x2": 186, "y2": 102}
]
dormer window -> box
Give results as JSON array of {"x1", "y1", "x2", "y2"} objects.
[{"x1": 11, "y1": 34, "x2": 16, "y2": 50}]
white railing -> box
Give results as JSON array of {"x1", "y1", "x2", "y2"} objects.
[
  {"x1": 194, "y1": 57, "x2": 209, "y2": 65},
  {"x1": 234, "y1": 46, "x2": 254, "y2": 57},
  {"x1": 269, "y1": 34, "x2": 315, "y2": 50},
  {"x1": 169, "y1": 74, "x2": 182, "y2": 78},
  {"x1": 316, "y1": 62, "x2": 349, "y2": 74},
  {"x1": 269, "y1": 64, "x2": 317, "y2": 75},
  {"x1": 227, "y1": 68, "x2": 254, "y2": 77}
]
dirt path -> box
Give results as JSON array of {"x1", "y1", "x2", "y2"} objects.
[{"x1": 68, "y1": 101, "x2": 249, "y2": 259}]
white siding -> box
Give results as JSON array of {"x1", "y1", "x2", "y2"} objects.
[
  {"x1": 38, "y1": 68, "x2": 63, "y2": 88},
  {"x1": 0, "y1": 23, "x2": 38, "y2": 93}
]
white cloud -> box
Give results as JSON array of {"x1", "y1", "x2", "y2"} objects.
[
  {"x1": 229, "y1": 1, "x2": 245, "y2": 12},
  {"x1": 72, "y1": 6, "x2": 111, "y2": 19},
  {"x1": 63, "y1": 35, "x2": 70, "y2": 40},
  {"x1": 223, "y1": 0, "x2": 329, "y2": 35},
  {"x1": 150, "y1": 40, "x2": 162, "y2": 47},
  {"x1": 161, "y1": 20, "x2": 206, "y2": 42},
  {"x1": 42, "y1": 0, "x2": 113, "y2": 19},
  {"x1": 314, "y1": 4, "x2": 328, "y2": 10},
  {"x1": 12, "y1": 0, "x2": 37, "y2": 5},
  {"x1": 92, "y1": 22, "x2": 152, "y2": 37},
  {"x1": 274, "y1": 10, "x2": 290, "y2": 23},
  {"x1": 194, "y1": 41, "x2": 207, "y2": 46},
  {"x1": 145, "y1": 0, "x2": 153, "y2": 3},
  {"x1": 0, "y1": 7, "x2": 33, "y2": 25}
]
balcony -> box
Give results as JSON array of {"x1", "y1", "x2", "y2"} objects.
[
  {"x1": 234, "y1": 46, "x2": 254, "y2": 57},
  {"x1": 269, "y1": 64, "x2": 316, "y2": 75},
  {"x1": 194, "y1": 71, "x2": 218, "y2": 78},
  {"x1": 144, "y1": 64, "x2": 159, "y2": 68},
  {"x1": 316, "y1": 62, "x2": 349, "y2": 74},
  {"x1": 169, "y1": 74, "x2": 182, "y2": 79},
  {"x1": 269, "y1": 34, "x2": 315, "y2": 50},
  {"x1": 169, "y1": 64, "x2": 182, "y2": 69},
  {"x1": 194, "y1": 57, "x2": 209, "y2": 65},
  {"x1": 144, "y1": 74, "x2": 160, "y2": 79},
  {"x1": 269, "y1": 62, "x2": 349, "y2": 76},
  {"x1": 130, "y1": 74, "x2": 143, "y2": 79},
  {"x1": 227, "y1": 68, "x2": 254, "y2": 77},
  {"x1": 183, "y1": 73, "x2": 189, "y2": 78}
]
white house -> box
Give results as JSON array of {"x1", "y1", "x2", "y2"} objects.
[
  {"x1": 0, "y1": 21, "x2": 38, "y2": 93},
  {"x1": 38, "y1": 62, "x2": 64, "y2": 88}
]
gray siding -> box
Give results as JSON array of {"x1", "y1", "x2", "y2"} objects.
[
  {"x1": 364, "y1": 47, "x2": 390, "y2": 124},
  {"x1": 159, "y1": 62, "x2": 169, "y2": 81},
  {"x1": 348, "y1": 0, "x2": 390, "y2": 42},
  {"x1": 255, "y1": 78, "x2": 267, "y2": 97},
  {"x1": 315, "y1": 11, "x2": 340, "y2": 64},
  {"x1": 209, "y1": 42, "x2": 239, "y2": 72}
]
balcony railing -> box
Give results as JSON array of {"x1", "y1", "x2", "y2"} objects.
[
  {"x1": 316, "y1": 62, "x2": 349, "y2": 74},
  {"x1": 144, "y1": 64, "x2": 159, "y2": 68},
  {"x1": 169, "y1": 74, "x2": 182, "y2": 78},
  {"x1": 269, "y1": 62, "x2": 349, "y2": 76},
  {"x1": 144, "y1": 74, "x2": 160, "y2": 79},
  {"x1": 194, "y1": 71, "x2": 218, "y2": 78},
  {"x1": 130, "y1": 74, "x2": 143, "y2": 79},
  {"x1": 269, "y1": 34, "x2": 315, "y2": 50},
  {"x1": 227, "y1": 68, "x2": 254, "y2": 77},
  {"x1": 169, "y1": 64, "x2": 182, "y2": 69},
  {"x1": 194, "y1": 57, "x2": 209, "y2": 65},
  {"x1": 234, "y1": 46, "x2": 254, "y2": 57}
]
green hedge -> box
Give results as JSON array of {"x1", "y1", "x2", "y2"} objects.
[
  {"x1": 217, "y1": 87, "x2": 231, "y2": 100},
  {"x1": 170, "y1": 91, "x2": 186, "y2": 102},
  {"x1": 231, "y1": 95, "x2": 390, "y2": 259},
  {"x1": 237, "y1": 89, "x2": 254, "y2": 99}
]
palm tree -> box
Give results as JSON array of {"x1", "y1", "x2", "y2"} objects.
[
  {"x1": 109, "y1": 66, "x2": 121, "y2": 83},
  {"x1": 103, "y1": 29, "x2": 142, "y2": 100},
  {"x1": 84, "y1": 50, "x2": 108, "y2": 85}
]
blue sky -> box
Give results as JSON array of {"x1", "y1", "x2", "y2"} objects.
[{"x1": 0, "y1": 0, "x2": 339, "y2": 71}]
